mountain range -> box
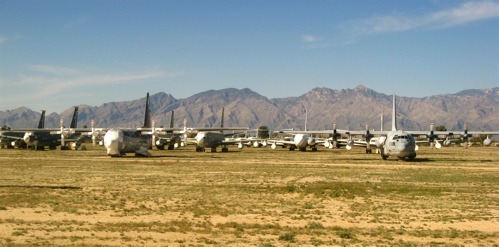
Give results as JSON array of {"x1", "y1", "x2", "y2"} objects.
[{"x1": 1, "y1": 85, "x2": 498, "y2": 132}]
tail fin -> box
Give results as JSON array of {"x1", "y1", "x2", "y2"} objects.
[
  {"x1": 220, "y1": 107, "x2": 225, "y2": 128},
  {"x1": 169, "y1": 110, "x2": 174, "y2": 128},
  {"x1": 37, "y1": 110, "x2": 46, "y2": 129},
  {"x1": 391, "y1": 94, "x2": 397, "y2": 131},
  {"x1": 305, "y1": 109, "x2": 308, "y2": 131},
  {"x1": 380, "y1": 110, "x2": 384, "y2": 131},
  {"x1": 70, "y1": 106, "x2": 79, "y2": 128},
  {"x1": 142, "y1": 92, "x2": 151, "y2": 128}
]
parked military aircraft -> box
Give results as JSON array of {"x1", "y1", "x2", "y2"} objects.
[
  {"x1": 6, "y1": 107, "x2": 83, "y2": 150},
  {"x1": 97, "y1": 93, "x2": 182, "y2": 157},
  {"x1": 184, "y1": 108, "x2": 250, "y2": 152},
  {"x1": 268, "y1": 134, "x2": 318, "y2": 151},
  {"x1": 269, "y1": 111, "x2": 321, "y2": 151},
  {"x1": 0, "y1": 110, "x2": 46, "y2": 149},
  {"x1": 153, "y1": 111, "x2": 182, "y2": 150},
  {"x1": 278, "y1": 94, "x2": 499, "y2": 160}
]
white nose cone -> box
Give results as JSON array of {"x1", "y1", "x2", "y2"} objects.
[{"x1": 104, "y1": 129, "x2": 123, "y2": 156}]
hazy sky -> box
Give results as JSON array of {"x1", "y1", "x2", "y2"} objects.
[{"x1": 1, "y1": 0, "x2": 498, "y2": 113}]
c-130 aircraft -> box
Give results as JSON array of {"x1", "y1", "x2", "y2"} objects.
[
  {"x1": 91, "y1": 93, "x2": 182, "y2": 157},
  {"x1": 280, "y1": 94, "x2": 499, "y2": 160}
]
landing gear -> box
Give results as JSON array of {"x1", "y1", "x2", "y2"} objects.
[
  {"x1": 195, "y1": 147, "x2": 205, "y2": 152},
  {"x1": 380, "y1": 149, "x2": 388, "y2": 160},
  {"x1": 407, "y1": 154, "x2": 416, "y2": 161},
  {"x1": 221, "y1": 147, "x2": 229, "y2": 152}
]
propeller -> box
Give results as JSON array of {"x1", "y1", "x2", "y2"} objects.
[
  {"x1": 50, "y1": 119, "x2": 75, "y2": 146},
  {"x1": 462, "y1": 122, "x2": 470, "y2": 149},
  {"x1": 345, "y1": 133, "x2": 354, "y2": 150},
  {"x1": 429, "y1": 123, "x2": 435, "y2": 149},
  {"x1": 364, "y1": 123, "x2": 373, "y2": 153},
  {"x1": 332, "y1": 122, "x2": 339, "y2": 149},
  {"x1": 82, "y1": 120, "x2": 106, "y2": 146},
  {"x1": 141, "y1": 120, "x2": 165, "y2": 147}
]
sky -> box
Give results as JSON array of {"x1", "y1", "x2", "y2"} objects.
[{"x1": 1, "y1": 0, "x2": 498, "y2": 113}]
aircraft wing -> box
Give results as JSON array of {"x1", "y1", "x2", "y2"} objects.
[
  {"x1": 188, "y1": 127, "x2": 249, "y2": 132},
  {"x1": 266, "y1": 139, "x2": 296, "y2": 146},
  {"x1": 220, "y1": 139, "x2": 246, "y2": 145},
  {"x1": 137, "y1": 127, "x2": 183, "y2": 133},
  {"x1": 0, "y1": 134, "x2": 24, "y2": 140}
]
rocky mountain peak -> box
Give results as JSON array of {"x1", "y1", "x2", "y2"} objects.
[{"x1": 1, "y1": 86, "x2": 498, "y2": 131}]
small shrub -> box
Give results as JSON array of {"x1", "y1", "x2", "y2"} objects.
[{"x1": 278, "y1": 232, "x2": 295, "y2": 242}]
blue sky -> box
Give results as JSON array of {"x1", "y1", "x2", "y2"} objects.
[{"x1": 1, "y1": 0, "x2": 498, "y2": 113}]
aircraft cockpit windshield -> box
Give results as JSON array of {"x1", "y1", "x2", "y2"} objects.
[{"x1": 392, "y1": 135, "x2": 411, "y2": 141}]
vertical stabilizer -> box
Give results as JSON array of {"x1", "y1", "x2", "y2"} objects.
[
  {"x1": 380, "y1": 110, "x2": 384, "y2": 131},
  {"x1": 220, "y1": 107, "x2": 225, "y2": 128},
  {"x1": 169, "y1": 111, "x2": 174, "y2": 128},
  {"x1": 142, "y1": 93, "x2": 151, "y2": 128},
  {"x1": 70, "y1": 107, "x2": 79, "y2": 128},
  {"x1": 37, "y1": 110, "x2": 46, "y2": 129},
  {"x1": 305, "y1": 110, "x2": 308, "y2": 131},
  {"x1": 391, "y1": 94, "x2": 397, "y2": 131}
]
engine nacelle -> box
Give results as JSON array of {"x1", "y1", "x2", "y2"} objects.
[
  {"x1": 443, "y1": 139, "x2": 452, "y2": 147},
  {"x1": 11, "y1": 140, "x2": 23, "y2": 147},
  {"x1": 375, "y1": 136, "x2": 386, "y2": 148},
  {"x1": 435, "y1": 142, "x2": 441, "y2": 149},
  {"x1": 156, "y1": 139, "x2": 168, "y2": 146},
  {"x1": 253, "y1": 141, "x2": 260, "y2": 148},
  {"x1": 271, "y1": 143, "x2": 277, "y2": 150},
  {"x1": 308, "y1": 138, "x2": 316, "y2": 146},
  {"x1": 323, "y1": 140, "x2": 330, "y2": 148},
  {"x1": 237, "y1": 143, "x2": 244, "y2": 149},
  {"x1": 483, "y1": 139, "x2": 492, "y2": 146}
]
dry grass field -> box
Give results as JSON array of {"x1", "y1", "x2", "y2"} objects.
[{"x1": 0, "y1": 144, "x2": 498, "y2": 246}]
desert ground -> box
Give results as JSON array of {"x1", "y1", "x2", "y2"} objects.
[{"x1": 0, "y1": 144, "x2": 497, "y2": 246}]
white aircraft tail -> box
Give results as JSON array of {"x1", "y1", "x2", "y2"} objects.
[
  {"x1": 305, "y1": 110, "x2": 308, "y2": 131},
  {"x1": 391, "y1": 94, "x2": 397, "y2": 131},
  {"x1": 380, "y1": 110, "x2": 384, "y2": 131}
]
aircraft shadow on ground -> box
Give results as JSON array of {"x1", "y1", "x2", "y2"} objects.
[{"x1": 0, "y1": 185, "x2": 82, "y2": 190}]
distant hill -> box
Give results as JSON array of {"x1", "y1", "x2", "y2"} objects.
[{"x1": 1, "y1": 85, "x2": 498, "y2": 132}]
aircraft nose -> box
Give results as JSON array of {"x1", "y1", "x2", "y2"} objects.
[
  {"x1": 103, "y1": 130, "x2": 121, "y2": 156},
  {"x1": 197, "y1": 137, "x2": 205, "y2": 147},
  {"x1": 397, "y1": 141, "x2": 415, "y2": 154},
  {"x1": 23, "y1": 132, "x2": 34, "y2": 144}
]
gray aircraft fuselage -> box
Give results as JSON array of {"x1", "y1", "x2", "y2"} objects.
[
  {"x1": 103, "y1": 128, "x2": 152, "y2": 157},
  {"x1": 381, "y1": 131, "x2": 417, "y2": 160}
]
